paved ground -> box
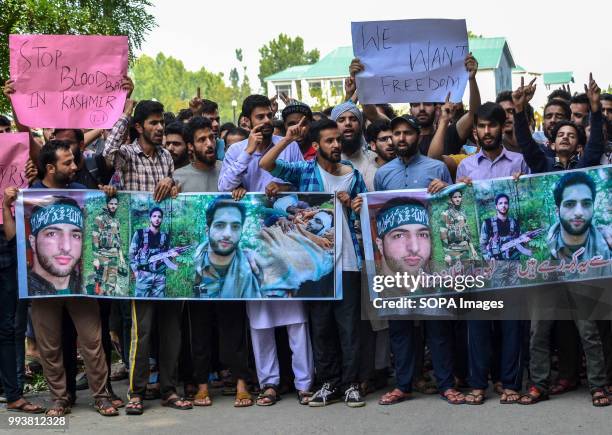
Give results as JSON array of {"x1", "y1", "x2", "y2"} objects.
[{"x1": 1, "y1": 379, "x2": 610, "y2": 435}]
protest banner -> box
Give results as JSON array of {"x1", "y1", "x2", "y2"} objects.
[
  {"x1": 0, "y1": 132, "x2": 29, "y2": 224},
  {"x1": 16, "y1": 190, "x2": 341, "y2": 300},
  {"x1": 360, "y1": 165, "x2": 612, "y2": 304},
  {"x1": 9, "y1": 34, "x2": 128, "y2": 129},
  {"x1": 351, "y1": 18, "x2": 469, "y2": 104}
]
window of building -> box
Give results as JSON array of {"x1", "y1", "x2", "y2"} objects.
[
  {"x1": 330, "y1": 79, "x2": 344, "y2": 96},
  {"x1": 275, "y1": 83, "x2": 292, "y2": 97}
]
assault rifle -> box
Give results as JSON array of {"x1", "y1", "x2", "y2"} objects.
[
  {"x1": 148, "y1": 245, "x2": 192, "y2": 270},
  {"x1": 499, "y1": 228, "x2": 546, "y2": 256}
]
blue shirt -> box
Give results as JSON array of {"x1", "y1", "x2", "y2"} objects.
[
  {"x1": 270, "y1": 158, "x2": 367, "y2": 268},
  {"x1": 374, "y1": 153, "x2": 452, "y2": 191}
]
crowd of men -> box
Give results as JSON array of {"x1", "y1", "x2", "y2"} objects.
[{"x1": 0, "y1": 51, "x2": 611, "y2": 418}]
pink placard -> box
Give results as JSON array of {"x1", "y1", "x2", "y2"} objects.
[
  {"x1": 9, "y1": 34, "x2": 128, "y2": 129},
  {"x1": 0, "y1": 132, "x2": 29, "y2": 224}
]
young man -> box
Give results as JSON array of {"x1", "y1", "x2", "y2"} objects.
[
  {"x1": 259, "y1": 117, "x2": 366, "y2": 408},
  {"x1": 164, "y1": 121, "x2": 189, "y2": 170},
  {"x1": 515, "y1": 74, "x2": 605, "y2": 172},
  {"x1": 570, "y1": 93, "x2": 591, "y2": 127},
  {"x1": 189, "y1": 97, "x2": 225, "y2": 159},
  {"x1": 495, "y1": 91, "x2": 519, "y2": 152},
  {"x1": 103, "y1": 97, "x2": 186, "y2": 414},
  {"x1": 4, "y1": 142, "x2": 118, "y2": 417},
  {"x1": 282, "y1": 101, "x2": 315, "y2": 160},
  {"x1": 521, "y1": 172, "x2": 611, "y2": 407},
  {"x1": 224, "y1": 127, "x2": 249, "y2": 153},
  {"x1": 372, "y1": 115, "x2": 467, "y2": 406},
  {"x1": 174, "y1": 117, "x2": 252, "y2": 407},
  {"x1": 92, "y1": 196, "x2": 125, "y2": 296},
  {"x1": 331, "y1": 101, "x2": 378, "y2": 191},
  {"x1": 219, "y1": 94, "x2": 311, "y2": 407},
  {"x1": 129, "y1": 208, "x2": 173, "y2": 299},
  {"x1": 455, "y1": 102, "x2": 529, "y2": 406},
  {"x1": 1, "y1": 188, "x2": 45, "y2": 415},
  {"x1": 365, "y1": 120, "x2": 395, "y2": 167}
]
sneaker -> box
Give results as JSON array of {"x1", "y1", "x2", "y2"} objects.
[
  {"x1": 345, "y1": 384, "x2": 365, "y2": 408},
  {"x1": 308, "y1": 383, "x2": 342, "y2": 407}
]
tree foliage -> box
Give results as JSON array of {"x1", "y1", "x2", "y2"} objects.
[
  {"x1": 130, "y1": 53, "x2": 236, "y2": 121},
  {"x1": 258, "y1": 33, "x2": 319, "y2": 91},
  {"x1": 0, "y1": 0, "x2": 156, "y2": 114}
]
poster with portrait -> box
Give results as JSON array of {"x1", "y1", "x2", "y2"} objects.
[
  {"x1": 16, "y1": 190, "x2": 341, "y2": 300},
  {"x1": 360, "y1": 165, "x2": 612, "y2": 302}
]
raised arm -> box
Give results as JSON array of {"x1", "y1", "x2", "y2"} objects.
[
  {"x1": 259, "y1": 117, "x2": 307, "y2": 172},
  {"x1": 349, "y1": 58, "x2": 386, "y2": 123},
  {"x1": 2, "y1": 187, "x2": 19, "y2": 241},
  {"x1": 428, "y1": 93, "x2": 452, "y2": 160},
  {"x1": 513, "y1": 77, "x2": 547, "y2": 173},
  {"x1": 2, "y1": 79, "x2": 42, "y2": 162},
  {"x1": 454, "y1": 53, "x2": 481, "y2": 142},
  {"x1": 579, "y1": 73, "x2": 605, "y2": 168}
]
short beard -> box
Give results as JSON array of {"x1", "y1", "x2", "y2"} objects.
[
  {"x1": 35, "y1": 243, "x2": 76, "y2": 278},
  {"x1": 560, "y1": 216, "x2": 591, "y2": 237},
  {"x1": 395, "y1": 141, "x2": 419, "y2": 159},
  {"x1": 341, "y1": 135, "x2": 362, "y2": 156},
  {"x1": 319, "y1": 147, "x2": 341, "y2": 163},
  {"x1": 210, "y1": 239, "x2": 236, "y2": 256},
  {"x1": 194, "y1": 148, "x2": 216, "y2": 165},
  {"x1": 173, "y1": 152, "x2": 190, "y2": 168},
  {"x1": 478, "y1": 134, "x2": 502, "y2": 151}
]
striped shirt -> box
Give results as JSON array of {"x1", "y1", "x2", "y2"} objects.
[{"x1": 102, "y1": 115, "x2": 174, "y2": 192}]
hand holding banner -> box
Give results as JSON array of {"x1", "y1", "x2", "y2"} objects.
[
  {"x1": 351, "y1": 19, "x2": 469, "y2": 104},
  {"x1": 9, "y1": 35, "x2": 129, "y2": 129},
  {"x1": 0, "y1": 132, "x2": 29, "y2": 224}
]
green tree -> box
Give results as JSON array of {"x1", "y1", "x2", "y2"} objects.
[
  {"x1": 229, "y1": 48, "x2": 252, "y2": 107},
  {"x1": 131, "y1": 53, "x2": 235, "y2": 121},
  {"x1": 258, "y1": 34, "x2": 319, "y2": 91},
  {"x1": 0, "y1": 0, "x2": 156, "y2": 114}
]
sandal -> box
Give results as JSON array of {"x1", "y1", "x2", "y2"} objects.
[
  {"x1": 500, "y1": 389, "x2": 521, "y2": 404},
  {"x1": 125, "y1": 397, "x2": 144, "y2": 415},
  {"x1": 161, "y1": 395, "x2": 193, "y2": 410},
  {"x1": 6, "y1": 399, "x2": 46, "y2": 414},
  {"x1": 440, "y1": 388, "x2": 465, "y2": 405},
  {"x1": 591, "y1": 389, "x2": 611, "y2": 407},
  {"x1": 518, "y1": 386, "x2": 549, "y2": 405},
  {"x1": 111, "y1": 394, "x2": 125, "y2": 409},
  {"x1": 464, "y1": 390, "x2": 486, "y2": 405},
  {"x1": 193, "y1": 390, "x2": 212, "y2": 407},
  {"x1": 45, "y1": 400, "x2": 71, "y2": 417},
  {"x1": 94, "y1": 398, "x2": 119, "y2": 417},
  {"x1": 234, "y1": 391, "x2": 253, "y2": 408},
  {"x1": 378, "y1": 388, "x2": 411, "y2": 405},
  {"x1": 550, "y1": 379, "x2": 578, "y2": 395},
  {"x1": 256, "y1": 385, "x2": 280, "y2": 406},
  {"x1": 297, "y1": 390, "x2": 313, "y2": 405}
]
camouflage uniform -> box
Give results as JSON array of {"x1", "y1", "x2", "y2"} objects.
[
  {"x1": 129, "y1": 229, "x2": 170, "y2": 298},
  {"x1": 480, "y1": 216, "x2": 522, "y2": 287},
  {"x1": 440, "y1": 205, "x2": 476, "y2": 266},
  {"x1": 92, "y1": 208, "x2": 124, "y2": 296}
]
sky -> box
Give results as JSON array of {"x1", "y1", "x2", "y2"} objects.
[{"x1": 137, "y1": 0, "x2": 611, "y2": 96}]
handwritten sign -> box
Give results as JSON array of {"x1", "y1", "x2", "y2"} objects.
[
  {"x1": 9, "y1": 35, "x2": 128, "y2": 129},
  {"x1": 0, "y1": 133, "x2": 29, "y2": 224},
  {"x1": 351, "y1": 19, "x2": 469, "y2": 104}
]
